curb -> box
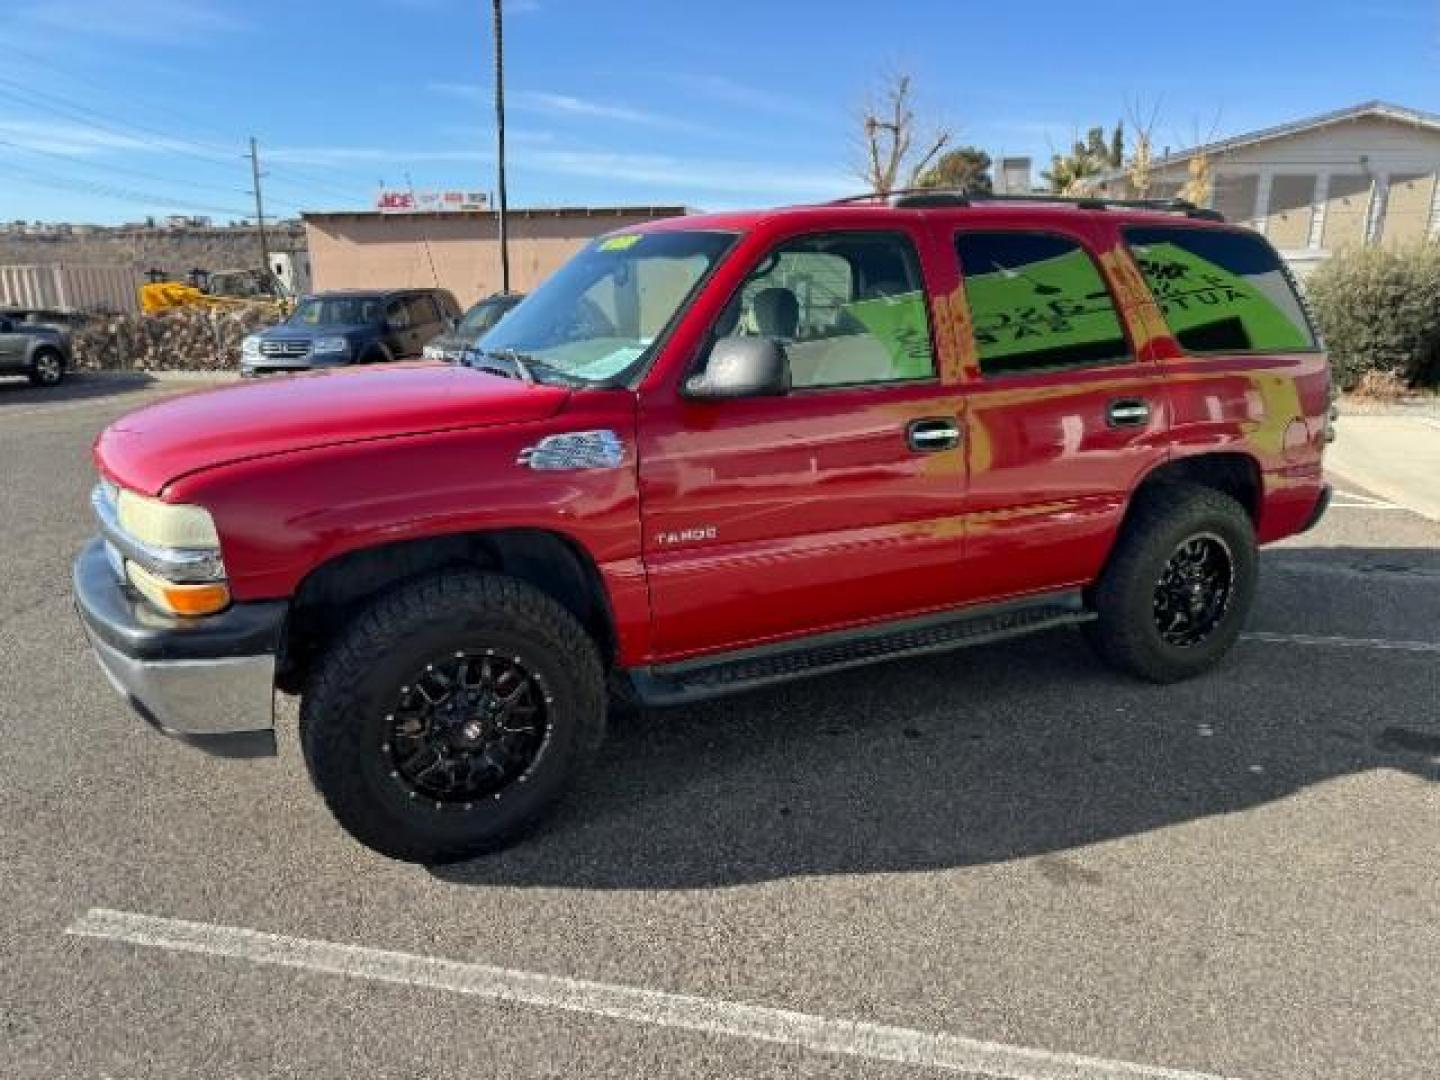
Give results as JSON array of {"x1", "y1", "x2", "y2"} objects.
[{"x1": 75, "y1": 370, "x2": 238, "y2": 384}]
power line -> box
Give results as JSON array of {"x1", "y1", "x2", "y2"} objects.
[
  {"x1": 0, "y1": 80, "x2": 355, "y2": 211},
  {"x1": 2, "y1": 42, "x2": 361, "y2": 204},
  {"x1": 0, "y1": 68, "x2": 380, "y2": 216},
  {"x1": 0, "y1": 138, "x2": 248, "y2": 200},
  {"x1": 0, "y1": 76, "x2": 237, "y2": 168},
  {"x1": 0, "y1": 159, "x2": 252, "y2": 218}
]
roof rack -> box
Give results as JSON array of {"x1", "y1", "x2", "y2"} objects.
[{"x1": 826, "y1": 189, "x2": 1225, "y2": 221}]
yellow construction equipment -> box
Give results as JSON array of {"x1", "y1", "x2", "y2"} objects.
[{"x1": 139, "y1": 269, "x2": 290, "y2": 315}]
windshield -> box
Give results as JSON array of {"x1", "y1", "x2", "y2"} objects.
[
  {"x1": 473, "y1": 230, "x2": 737, "y2": 384},
  {"x1": 457, "y1": 296, "x2": 520, "y2": 337},
  {"x1": 290, "y1": 296, "x2": 383, "y2": 327}
]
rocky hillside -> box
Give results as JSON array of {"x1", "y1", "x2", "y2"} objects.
[{"x1": 0, "y1": 225, "x2": 305, "y2": 279}]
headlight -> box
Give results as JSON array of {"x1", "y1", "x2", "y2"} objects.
[
  {"x1": 242, "y1": 335, "x2": 261, "y2": 358},
  {"x1": 93, "y1": 483, "x2": 228, "y2": 616},
  {"x1": 313, "y1": 336, "x2": 350, "y2": 355},
  {"x1": 116, "y1": 488, "x2": 221, "y2": 549}
]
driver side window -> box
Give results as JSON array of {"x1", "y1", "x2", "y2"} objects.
[{"x1": 710, "y1": 232, "x2": 936, "y2": 389}]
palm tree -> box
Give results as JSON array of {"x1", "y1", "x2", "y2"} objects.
[
  {"x1": 1041, "y1": 123, "x2": 1123, "y2": 196},
  {"x1": 1041, "y1": 151, "x2": 1106, "y2": 196}
]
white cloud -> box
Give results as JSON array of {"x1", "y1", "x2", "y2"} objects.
[
  {"x1": 15, "y1": 0, "x2": 247, "y2": 43},
  {"x1": 263, "y1": 141, "x2": 850, "y2": 201},
  {"x1": 516, "y1": 92, "x2": 664, "y2": 125},
  {"x1": 668, "y1": 73, "x2": 830, "y2": 122},
  {"x1": 429, "y1": 85, "x2": 700, "y2": 131},
  {"x1": 516, "y1": 91, "x2": 702, "y2": 132},
  {"x1": 0, "y1": 119, "x2": 222, "y2": 158},
  {"x1": 427, "y1": 81, "x2": 485, "y2": 102}
]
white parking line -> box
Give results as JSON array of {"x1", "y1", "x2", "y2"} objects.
[
  {"x1": 1242, "y1": 631, "x2": 1440, "y2": 653},
  {"x1": 1328, "y1": 490, "x2": 1405, "y2": 511},
  {"x1": 68, "y1": 908, "x2": 1241, "y2": 1080}
]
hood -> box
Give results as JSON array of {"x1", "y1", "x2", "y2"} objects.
[
  {"x1": 97, "y1": 363, "x2": 570, "y2": 495},
  {"x1": 256, "y1": 322, "x2": 373, "y2": 340}
]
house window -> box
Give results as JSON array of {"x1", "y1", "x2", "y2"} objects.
[
  {"x1": 1264, "y1": 175, "x2": 1317, "y2": 250},
  {"x1": 1212, "y1": 174, "x2": 1260, "y2": 225}
]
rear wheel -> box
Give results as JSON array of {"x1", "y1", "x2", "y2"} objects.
[
  {"x1": 1085, "y1": 483, "x2": 1257, "y2": 683},
  {"x1": 28, "y1": 349, "x2": 64, "y2": 387},
  {"x1": 300, "y1": 571, "x2": 606, "y2": 862}
]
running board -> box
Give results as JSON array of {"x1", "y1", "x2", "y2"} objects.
[{"x1": 629, "y1": 593, "x2": 1094, "y2": 707}]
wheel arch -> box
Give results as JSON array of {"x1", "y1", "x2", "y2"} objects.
[
  {"x1": 1127, "y1": 451, "x2": 1262, "y2": 527},
  {"x1": 278, "y1": 528, "x2": 618, "y2": 693},
  {"x1": 1089, "y1": 451, "x2": 1262, "y2": 600}
]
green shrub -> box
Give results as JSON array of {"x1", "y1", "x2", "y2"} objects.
[{"x1": 1304, "y1": 243, "x2": 1440, "y2": 389}]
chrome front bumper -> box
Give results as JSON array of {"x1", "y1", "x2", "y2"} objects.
[{"x1": 73, "y1": 539, "x2": 286, "y2": 757}]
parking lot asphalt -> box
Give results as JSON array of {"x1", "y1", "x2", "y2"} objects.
[{"x1": 2, "y1": 377, "x2": 1437, "y2": 1080}]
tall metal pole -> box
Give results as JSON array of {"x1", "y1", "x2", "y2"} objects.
[
  {"x1": 491, "y1": 0, "x2": 510, "y2": 294},
  {"x1": 248, "y1": 136, "x2": 271, "y2": 281}
]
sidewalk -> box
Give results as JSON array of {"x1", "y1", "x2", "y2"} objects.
[
  {"x1": 79, "y1": 369, "x2": 237, "y2": 384},
  {"x1": 1327, "y1": 413, "x2": 1440, "y2": 521}
]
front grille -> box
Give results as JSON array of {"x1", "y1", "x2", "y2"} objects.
[{"x1": 259, "y1": 339, "x2": 310, "y2": 359}]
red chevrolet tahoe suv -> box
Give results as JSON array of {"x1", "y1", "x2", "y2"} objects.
[{"x1": 74, "y1": 193, "x2": 1333, "y2": 863}]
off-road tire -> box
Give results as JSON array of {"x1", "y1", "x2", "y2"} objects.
[
  {"x1": 28, "y1": 348, "x2": 64, "y2": 387},
  {"x1": 1085, "y1": 483, "x2": 1257, "y2": 683},
  {"x1": 300, "y1": 570, "x2": 606, "y2": 863}
]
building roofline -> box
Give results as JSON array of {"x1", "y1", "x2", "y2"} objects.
[
  {"x1": 301, "y1": 205, "x2": 694, "y2": 222},
  {"x1": 1141, "y1": 101, "x2": 1440, "y2": 172}
]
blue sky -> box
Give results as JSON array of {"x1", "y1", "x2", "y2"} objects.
[{"x1": 1, "y1": 0, "x2": 1437, "y2": 224}]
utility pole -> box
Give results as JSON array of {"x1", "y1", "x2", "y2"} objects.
[
  {"x1": 491, "y1": 0, "x2": 510, "y2": 293},
  {"x1": 248, "y1": 136, "x2": 271, "y2": 282}
]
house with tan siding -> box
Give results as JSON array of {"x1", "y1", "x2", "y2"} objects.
[{"x1": 1103, "y1": 101, "x2": 1440, "y2": 276}]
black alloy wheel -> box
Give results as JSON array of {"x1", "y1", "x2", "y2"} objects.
[
  {"x1": 386, "y1": 650, "x2": 552, "y2": 808},
  {"x1": 1152, "y1": 532, "x2": 1235, "y2": 648}
]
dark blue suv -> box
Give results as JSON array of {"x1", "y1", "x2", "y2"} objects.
[{"x1": 241, "y1": 288, "x2": 461, "y2": 376}]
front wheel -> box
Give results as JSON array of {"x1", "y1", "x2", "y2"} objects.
[
  {"x1": 300, "y1": 571, "x2": 606, "y2": 863},
  {"x1": 28, "y1": 349, "x2": 64, "y2": 387},
  {"x1": 1085, "y1": 483, "x2": 1257, "y2": 683}
]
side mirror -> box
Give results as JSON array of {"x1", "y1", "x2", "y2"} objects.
[{"x1": 684, "y1": 336, "x2": 790, "y2": 399}]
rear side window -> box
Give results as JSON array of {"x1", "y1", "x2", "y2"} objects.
[
  {"x1": 954, "y1": 232, "x2": 1130, "y2": 377},
  {"x1": 1124, "y1": 227, "x2": 1317, "y2": 353}
]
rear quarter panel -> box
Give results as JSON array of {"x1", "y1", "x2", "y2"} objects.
[
  {"x1": 1157, "y1": 350, "x2": 1330, "y2": 541},
  {"x1": 1106, "y1": 218, "x2": 1331, "y2": 543}
]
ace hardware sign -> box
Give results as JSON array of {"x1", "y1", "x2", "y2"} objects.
[{"x1": 375, "y1": 189, "x2": 489, "y2": 213}]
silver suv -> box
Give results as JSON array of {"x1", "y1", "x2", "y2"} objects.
[{"x1": 0, "y1": 310, "x2": 72, "y2": 387}]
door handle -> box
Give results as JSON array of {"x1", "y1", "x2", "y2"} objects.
[
  {"x1": 906, "y1": 417, "x2": 961, "y2": 452},
  {"x1": 1106, "y1": 398, "x2": 1151, "y2": 428}
]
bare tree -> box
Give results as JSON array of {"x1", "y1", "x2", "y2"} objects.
[
  {"x1": 1124, "y1": 96, "x2": 1163, "y2": 199},
  {"x1": 857, "y1": 73, "x2": 951, "y2": 195},
  {"x1": 1174, "y1": 112, "x2": 1223, "y2": 207}
]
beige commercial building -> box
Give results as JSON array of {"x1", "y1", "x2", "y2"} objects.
[
  {"x1": 302, "y1": 205, "x2": 690, "y2": 307},
  {"x1": 1104, "y1": 101, "x2": 1440, "y2": 275}
]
